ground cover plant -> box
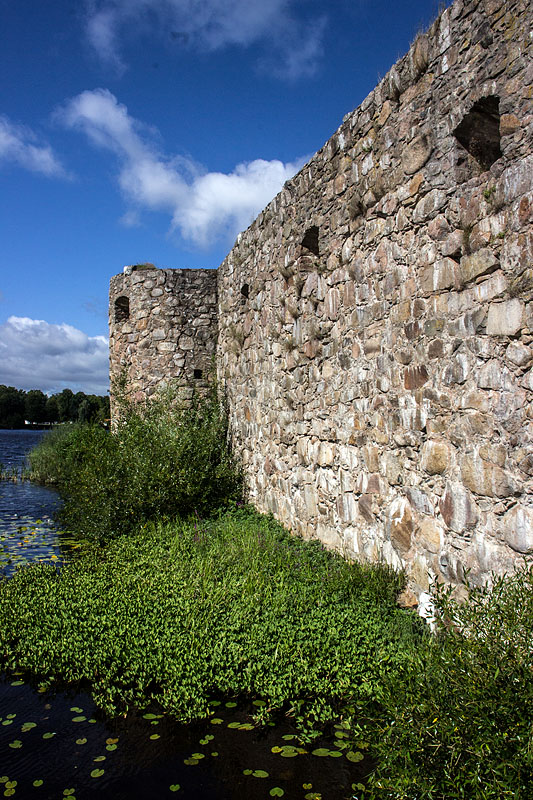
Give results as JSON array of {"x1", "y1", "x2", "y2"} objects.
[
  {"x1": 28, "y1": 386, "x2": 241, "y2": 539},
  {"x1": 0, "y1": 508, "x2": 414, "y2": 734}
]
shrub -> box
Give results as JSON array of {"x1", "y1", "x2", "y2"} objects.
[
  {"x1": 29, "y1": 386, "x2": 242, "y2": 539},
  {"x1": 360, "y1": 567, "x2": 533, "y2": 799}
]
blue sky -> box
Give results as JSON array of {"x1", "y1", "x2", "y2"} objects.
[{"x1": 0, "y1": 0, "x2": 443, "y2": 395}]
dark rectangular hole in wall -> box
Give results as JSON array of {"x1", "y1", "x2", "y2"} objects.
[
  {"x1": 193, "y1": 369, "x2": 203, "y2": 379},
  {"x1": 114, "y1": 296, "x2": 130, "y2": 323},
  {"x1": 301, "y1": 226, "x2": 319, "y2": 256},
  {"x1": 453, "y1": 96, "x2": 501, "y2": 171}
]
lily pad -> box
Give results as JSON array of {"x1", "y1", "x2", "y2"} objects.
[
  {"x1": 311, "y1": 748, "x2": 330, "y2": 757},
  {"x1": 210, "y1": 718, "x2": 223, "y2": 725},
  {"x1": 93, "y1": 756, "x2": 106, "y2": 762},
  {"x1": 76, "y1": 738, "x2": 87, "y2": 745},
  {"x1": 270, "y1": 789, "x2": 284, "y2": 797},
  {"x1": 72, "y1": 716, "x2": 86, "y2": 722},
  {"x1": 90, "y1": 769, "x2": 104, "y2": 778},
  {"x1": 169, "y1": 785, "x2": 181, "y2": 792},
  {"x1": 21, "y1": 722, "x2": 37, "y2": 732},
  {"x1": 43, "y1": 732, "x2": 56, "y2": 739},
  {"x1": 149, "y1": 734, "x2": 160, "y2": 740},
  {"x1": 252, "y1": 770, "x2": 269, "y2": 778},
  {"x1": 346, "y1": 750, "x2": 364, "y2": 763},
  {"x1": 8, "y1": 740, "x2": 22, "y2": 749},
  {"x1": 33, "y1": 780, "x2": 44, "y2": 787},
  {"x1": 70, "y1": 707, "x2": 83, "y2": 713}
]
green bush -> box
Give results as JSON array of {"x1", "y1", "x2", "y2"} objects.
[
  {"x1": 360, "y1": 567, "x2": 533, "y2": 800},
  {"x1": 0, "y1": 509, "x2": 412, "y2": 727},
  {"x1": 29, "y1": 387, "x2": 242, "y2": 539},
  {"x1": 28, "y1": 423, "x2": 87, "y2": 485}
]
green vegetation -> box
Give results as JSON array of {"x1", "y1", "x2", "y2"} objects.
[
  {"x1": 0, "y1": 385, "x2": 109, "y2": 429},
  {"x1": 361, "y1": 567, "x2": 533, "y2": 799},
  {"x1": 28, "y1": 387, "x2": 241, "y2": 539},
  {"x1": 2, "y1": 385, "x2": 532, "y2": 798},
  {"x1": 0, "y1": 509, "x2": 412, "y2": 730}
]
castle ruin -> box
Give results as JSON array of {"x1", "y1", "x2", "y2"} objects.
[{"x1": 110, "y1": 0, "x2": 533, "y2": 610}]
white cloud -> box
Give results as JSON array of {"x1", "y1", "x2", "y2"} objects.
[
  {"x1": 0, "y1": 116, "x2": 68, "y2": 178},
  {"x1": 57, "y1": 88, "x2": 304, "y2": 246},
  {"x1": 85, "y1": 0, "x2": 325, "y2": 80},
  {"x1": 0, "y1": 316, "x2": 109, "y2": 395}
]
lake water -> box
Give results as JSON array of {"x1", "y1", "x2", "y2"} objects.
[{"x1": 0, "y1": 429, "x2": 368, "y2": 799}]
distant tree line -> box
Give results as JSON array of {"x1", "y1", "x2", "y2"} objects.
[{"x1": 0, "y1": 386, "x2": 110, "y2": 429}]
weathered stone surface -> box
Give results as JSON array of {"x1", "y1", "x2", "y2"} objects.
[
  {"x1": 506, "y1": 342, "x2": 532, "y2": 367},
  {"x1": 502, "y1": 505, "x2": 533, "y2": 554},
  {"x1": 461, "y1": 454, "x2": 518, "y2": 498},
  {"x1": 402, "y1": 133, "x2": 433, "y2": 175},
  {"x1": 421, "y1": 440, "x2": 452, "y2": 475},
  {"x1": 387, "y1": 498, "x2": 414, "y2": 555},
  {"x1": 110, "y1": 0, "x2": 533, "y2": 612},
  {"x1": 440, "y1": 482, "x2": 479, "y2": 532},
  {"x1": 416, "y1": 518, "x2": 444, "y2": 555},
  {"x1": 458, "y1": 249, "x2": 499, "y2": 286},
  {"x1": 486, "y1": 299, "x2": 524, "y2": 336}
]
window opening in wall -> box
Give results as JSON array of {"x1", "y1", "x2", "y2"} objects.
[
  {"x1": 114, "y1": 296, "x2": 130, "y2": 323},
  {"x1": 453, "y1": 96, "x2": 501, "y2": 172},
  {"x1": 193, "y1": 369, "x2": 203, "y2": 379},
  {"x1": 301, "y1": 226, "x2": 319, "y2": 256},
  {"x1": 240, "y1": 283, "x2": 249, "y2": 300}
]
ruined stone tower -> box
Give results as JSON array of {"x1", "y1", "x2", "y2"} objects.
[
  {"x1": 110, "y1": 0, "x2": 533, "y2": 609},
  {"x1": 109, "y1": 265, "x2": 217, "y2": 403}
]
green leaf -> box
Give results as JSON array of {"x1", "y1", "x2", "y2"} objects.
[
  {"x1": 269, "y1": 789, "x2": 284, "y2": 797},
  {"x1": 169, "y1": 785, "x2": 181, "y2": 792},
  {"x1": 90, "y1": 769, "x2": 104, "y2": 778}
]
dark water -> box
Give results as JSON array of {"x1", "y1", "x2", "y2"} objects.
[
  {"x1": 0, "y1": 430, "x2": 368, "y2": 799},
  {"x1": 0, "y1": 430, "x2": 65, "y2": 575}
]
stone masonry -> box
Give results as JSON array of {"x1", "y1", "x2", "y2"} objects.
[
  {"x1": 109, "y1": 265, "x2": 217, "y2": 404},
  {"x1": 110, "y1": 0, "x2": 533, "y2": 610}
]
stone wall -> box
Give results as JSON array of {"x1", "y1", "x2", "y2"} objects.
[
  {"x1": 110, "y1": 0, "x2": 533, "y2": 608},
  {"x1": 109, "y1": 266, "x2": 218, "y2": 403},
  {"x1": 216, "y1": 0, "x2": 533, "y2": 609}
]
